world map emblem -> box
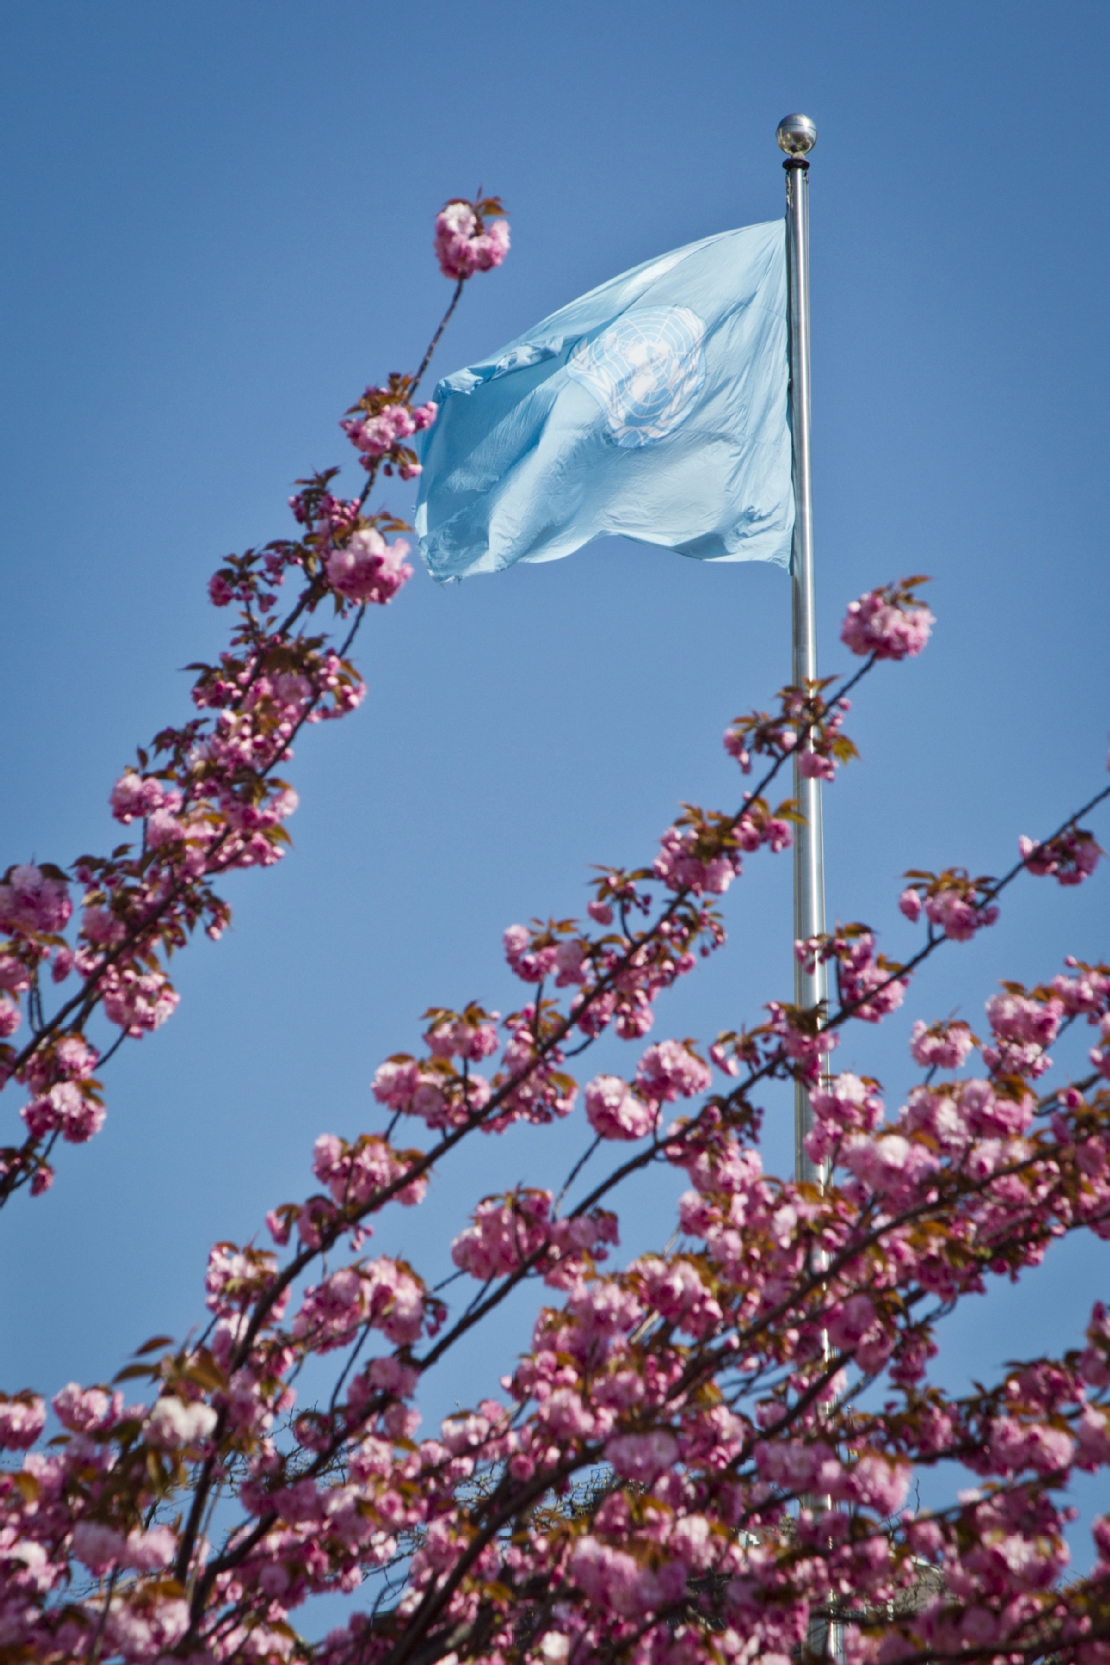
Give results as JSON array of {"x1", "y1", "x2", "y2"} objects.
[{"x1": 566, "y1": 306, "x2": 706, "y2": 449}]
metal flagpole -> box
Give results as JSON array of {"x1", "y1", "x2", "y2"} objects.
[
  {"x1": 778, "y1": 118, "x2": 843, "y2": 1665},
  {"x1": 777, "y1": 113, "x2": 826, "y2": 1188}
]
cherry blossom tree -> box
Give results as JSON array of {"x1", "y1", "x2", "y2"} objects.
[{"x1": 4, "y1": 198, "x2": 1110, "y2": 1665}]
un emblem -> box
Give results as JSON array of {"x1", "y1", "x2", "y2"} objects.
[{"x1": 567, "y1": 306, "x2": 706, "y2": 449}]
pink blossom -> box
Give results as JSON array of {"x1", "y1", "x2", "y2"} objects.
[
  {"x1": 101, "y1": 965, "x2": 179, "y2": 1035},
  {"x1": 503, "y1": 924, "x2": 558, "y2": 982},
  {"x1": 425, "y1": 1016, "x2": 499, "y2": 1061},
  {"x1": 0, "y1": 995, "x2": 20, "y2": 1038},
  {"x1": 989, "y1": 1416, "x2": 1076, "y2": 1476},
  {"x1": 605, "y1": 1430, "x2": 679, "y2": 1484},
  {"x1": 767, "y1": 1002, "x2": 838, "y2": 1077},
  {"x1": 124, "y1": 1524, "x2": 176, "y2": 1571},
  {"x1": 363, "y1": 1358, "x2": 419, "y2": 1404},
  {"x1": 654, "y1": 824, "x2": 739, "y2": 895},
  {"x1": 265, "y1": 1208, "x2": 290, "y2": 1246},
  {"x1": 923, "y1": 888, "x2": 999, "y2": 941},
  {"x1": 208, "y1": 571, "x2": 235, "y2": 606},
  {"x1": 372, "y1": 1057, "x2": 421, "y2": 1110},
  {"x1": 313, "y1": 1132, "x2": 426, "y2": 1210},
  {"x1": 0, "y1": 953, "x2": 30, "y2": 994},
  {"x1": 342, "y1": 403, "x2": 416, "y2": 457},
  {"x1": 898, "y1": 887, "x2": 922, "y2": 923},
  {"x1": 674, "y1": 1136, "x2": 763, "y2": 1199},
  {"x1": 723, "y1": 727, "x2": 752, "y2": 772},
  {"x1": 72, "y1": 1521, "x2": 127, "y2": 1574},
  {"x1": 633, "y1": 1255, "x2": 723, "y2": 1337},
  {"x1": 636, "y1": 1041, "x2": 711, "y2": 1103},
  {"x1": 587, "y1": 899, "x2": 614, "y2": 925},
  {"x1": 109, "y1": 770, "x2": 166, "y2": 824},
  {"x1": 982, "y1": 990, "x2": 1063, "y2": 1078},
  {"x1": 294, "y1": 1258, "x2": 426, "y2": 1350},
  {"x1": 52, "y1": 1382, "x2": 123, "y2": 1433},
  {"x1": 21, "y1": 1082, "x2": 105, "y2": 1145},
  {"x1": 451, "y1": 1191, "x2": 553, "y2": 1280},
  {"x1": 836, "y1": 932, "x2": 908, "y2": 1021},
  {"x1": 810, "y1": 1073, "x2": 884, "y2": 1139},
  {"x1": 570, "y1": 1535, "x2": 686, "y2": 1617},
  {"x1": 554, "y1": 938, "x2": 588, "y2": 986},
  {"x1": 1019, "y1": 828, "x2": 1102, "y2": 885},
  {"x1": 841, "y1": 586, "x2": 934, "y2": 660},
  {"x1": 910, "y1": 1019, "x2": 976, "y2": 1070},
  {"x1": 1090, "y1": 1015, "x2": 1110, "y2": 1081},
  {"x1": 326, "y1": 529, "x2": 413, "y2": 606},
  {"x1": 0, "y1": 1395, "x2": 45, "y2": 1450},
  {"x1": 986, "y1": 992, "x2": 1062, "y2": 1049},
  {"x1": 145, "y1": 1396, "x2": 218, "y2": 1448},
  {"x1": 798, "y1": 749, "x2": 836, "y2": 781},
  {"x1": 0, "y1": 863, "x2": 72, "y2": 935},
  {"x1": 826, "y1": 1293, "x2": 877, "y2": 1351},
  {"x1": 756, "y1": 1437, "x2": 843, "y2": 1494},
  {"x1": 850, "y1": 1454, "x2": 911, "y2": 1515},
  {"x1": 1052, "y1": 961, "x2": 1110, "y2": 1015},
  {"x1": 81, "y1": 903, "x2": 125, "y2": 946},
  {"x1": 585, "y1": 1075, "x2": 656, "y2": 1140},
  {"x1": 54, "y1": 1034, "x2": 98, "y2": 1078},
  {"x1": 842, "y1": 1132, "x2": 940, "y2": 1203},
  {"x1": 434, "y1": 200, "x2": 511, "y2": 279},
  {"x1": 145, "y1": 806, "x2": 187, "y2": 848}
]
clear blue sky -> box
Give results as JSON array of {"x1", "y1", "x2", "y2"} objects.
[{"x1": 2, "y1": 0, "x2": 1109, "y2": 1596}]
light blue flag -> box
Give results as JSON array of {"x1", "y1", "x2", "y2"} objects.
[{"x1": 415, "y1": 219, "x2": 793, "y2": 581}]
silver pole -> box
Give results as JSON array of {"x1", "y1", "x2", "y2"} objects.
[
  {"x1": 777, "y1": 113, "x2": 826, "y2": 1188},
  {"x1": 778, "y1": 131, "x2": 843, "y2": 1665}
]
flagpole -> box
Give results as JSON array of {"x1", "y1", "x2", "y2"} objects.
[{"x1": 777, "y1": 113, "x2": 826, "y2": 1187}]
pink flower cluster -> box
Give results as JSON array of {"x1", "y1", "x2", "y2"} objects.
[
  {"x1": 341, "y1": 395, "x2": 437, "y2": 469},
  {"x1": 434, "y1": 197, "x2": 511, "y2": 279},
  {"x1": 424, "y1": 1007, "x2": 499, "y2": 1061},
  {"x1": 636, "y1": 1039, "x2": 711, "y2": 1103},
  {"x1": 841, "y1": 577, "x2": 935, "y2": 660},
  {"x1": 100, "y1": 965, "x2": 180, "y2": 1037},
  {"x1": 900, "y1": 869, "x2": 1000, "y2": 940},
  {"x1": 372, "y1": 1052, "x2": 492, "y2": 1131},
  {"x1": 502, "y1": 924, "x2": 592, "y2": 986},
  {"x1": 797, "y1": 929, "x2": 908, "y2": 1023},
  {"x1": 325, "y1": 527, "x2": 413, "y2": 605},
  {"x1": 3, "y1": 436, "x2": 407, "y2": 1199},
  {"x1": 983, "y1": 987, "x2": 1063, "y2": 1079},
  {"x1": 724, "y1": 688, "x2": 857, "y2": 785},
  {"x1": 450, "y1": 1188, "x2": 618, "y2": 1286},
  {"x1": 803, "y1": 1070, "x2": 885, "y2": 1168},
  {"x1": 1020, "y1": 826, "x2": 1102, "y2": 885},
  {"x1": 765, "y1": 1000, "x2": 838, "y2": 1082},
  {"x1": 311, "y1": 1131, "x2": 428, "y2": 1212},
  {"x1": 910, "y1": 1017, "x2": 977, "y2": 1070},
  {"x1": 654, "y1": 824, "x2": 741, "y2": 895},
  {"x1": 8, "y1": 548, "x2": 1110, "y2": 1665},
  {"x1": 20, "y1": 1081, "x2": 104, "y2": 1145},
  {"x1": 293, "y1": 1257, "x2": 427, "y2": 1351},
  {"x1": 0, "y1": 865, "x2": 72, "y2": 936},
  {"x1": 585, "y1": 1074, "x2": 657, "y2": 1140},
  {"x1": 0, "y1": 1394, "x2": 45, "y2": 1450},
  {"x1": 4, "y1": 920, "x2": 1110, "y2": 1665}
]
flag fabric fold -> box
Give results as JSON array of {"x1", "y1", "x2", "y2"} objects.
[{"x1": 415, "y1": 219, "x2": 794, "y2": 581}]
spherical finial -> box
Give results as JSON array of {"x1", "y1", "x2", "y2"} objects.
[{"x1": 776, "y1": 113, "x2": 817, "y2": 157}]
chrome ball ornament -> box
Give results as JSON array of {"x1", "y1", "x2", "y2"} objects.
[{"x1": 776, "y1": 113, "x2": 818, "y2": 156}]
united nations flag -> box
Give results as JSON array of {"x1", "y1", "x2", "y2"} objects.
[{"x1": 415, "y1": 220, "x2": 793, "y2": 581}]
